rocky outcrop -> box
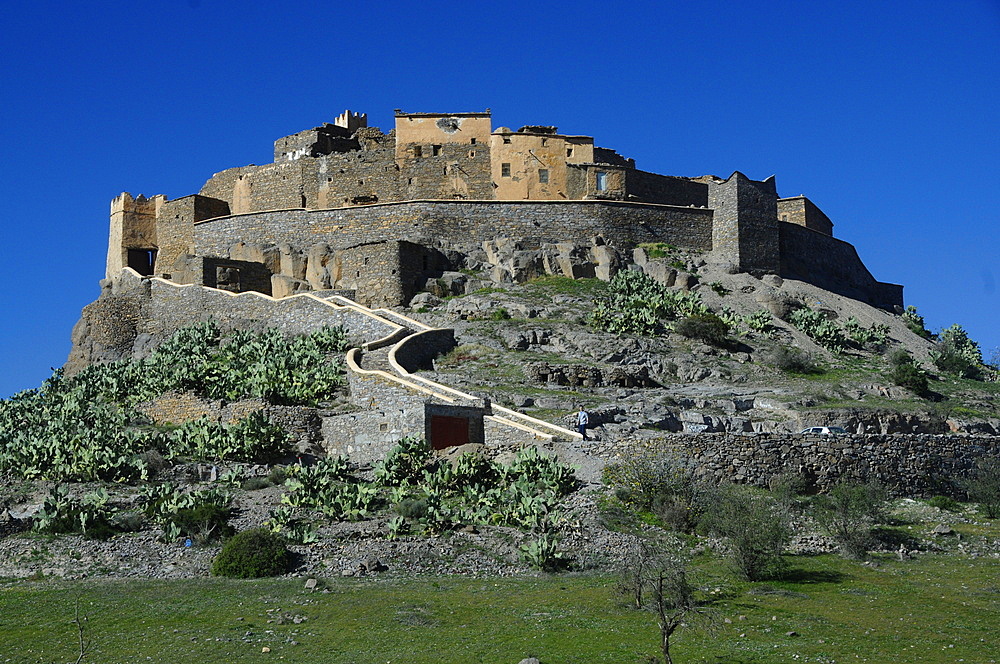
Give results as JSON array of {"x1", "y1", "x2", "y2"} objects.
[
  {"x1": 481, "y1": 238, "x2": 626, "y2": 284},
  {"x1": 527, "y1": 362, "x2": 657, "y2": 388}
]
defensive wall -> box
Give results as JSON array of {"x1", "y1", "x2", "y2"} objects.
[
  {"x1": 605, "y1": 432, "x2": 1000, "y2": 497},
  {"x1": 191, "y1": 199, "x2": 716, "y2": 257},
  {"x1": 779, "y1": 222, "x2": 903, "y2": 309}
]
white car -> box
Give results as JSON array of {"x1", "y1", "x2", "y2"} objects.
[{"x1": 800, "y1": 426, "x2": 848, "y2": 435}]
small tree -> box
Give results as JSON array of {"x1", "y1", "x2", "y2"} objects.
[
  {"x1": 963, "y1": 456, "x2": 1000, "y2": 518},
  {"x1": 812, "y1": 481, "x2": 886, "y2": 559},
  {"x1": 699, "y1": 484, "x2": 791, "y2": 581},
  {"x1": 622, "y1": 538, "x2": 706, "y2": 664}
]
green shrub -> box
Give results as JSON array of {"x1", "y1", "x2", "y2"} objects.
[
  {"x1": 699, "y1": 484, "x2": 791, "y2": 581},
  {"x1": 637, "y1": 242, "x2": 678, "y2": 259},
  {"x1": 932, "y1": 325, "x2": 984, "y2": 379},
  {"x1": 769, "y1": 472, "x2": 811, "y2": 508},
  {"x1": 490, "y1": 307, "x2": 511, "y2": 321},
  {"x1": 902, "y1": 305, "x2": 933, "y2": 339},
  {"x1": 789, "y1": 308, "x2": 849, "y2": 352},
  {"x1": 812, "y1": 482, "x2": 886, "y2": 559},
  {"x1": 242, "y1": 476, "x2": 272, "y2": 491},
  {"x1": 33, "y1": 486, "x2": 117, "y2": 540},
  {"x1": 926, "y1": 495, "x2": 961, "y2": 512},
  {"x1": 843, "y1": 317, "x2": 890, "y2": 348},
  {"x1": 0, "y1": 323, "x2": 346, "y2": 483},
  {"x1": 211, "y1": 529, "x2": 291, "y2": 578},
  {"x1": 170, "y1": 503, "x2": 234, "y2": 544},
  {"x1": 890, "y1": 361, "x2": 928, "y2": 395},
  {"x1": 589, "y1": 271, "x2": 709, "y2": 337},
  {"x1": 888, "y1": 350, "x2": 927, "y2": 394},
  {"x1": 709, "y1": 281, "x2": 730, "y2": 296},
  {"x1": 603, "y1": 450, "x2": 705, "y2": 532},
  {"x1": 769, "y1": 346, "x2": 818, "y2": 374},
  {"x1": 744, "y1": 309, "x2": 773, "y2": 333},
  {"x1": 673, "y1": 313, "x2": 730, "y2": 345},
  {"x1": 963, "y1": 456, "x2": 1000, "y2": 518}
]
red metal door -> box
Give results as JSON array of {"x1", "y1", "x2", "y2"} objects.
[{"x1": 430, "y1": 415, "x2": 470, "y2": 450}]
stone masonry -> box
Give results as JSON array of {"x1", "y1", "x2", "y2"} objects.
[{"x1": 106, "y1": 106, "x2": 902, "y2": 311}]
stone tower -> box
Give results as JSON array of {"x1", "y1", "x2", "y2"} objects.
[{"x1": 708, "y1": 172, "x2": 780, "y2": 275}]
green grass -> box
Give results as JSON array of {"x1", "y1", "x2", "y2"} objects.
[
  {"x1": 521, "y1": 275, "x2": 608, "y2": 299},
  {"x1": 2, "y1": 551, "x2": 997, "y2": 663}
]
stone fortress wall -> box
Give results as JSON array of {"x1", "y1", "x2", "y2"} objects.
[{"x1": 106, "y1": 106, "x2": 902, "y2": 312}]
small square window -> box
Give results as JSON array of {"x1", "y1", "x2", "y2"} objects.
[
  {"x1": 566, "y1": 148, "x2": 574, "y2": 158},
  {"x1": 413, "y1": 145, "x2": 422, "y2": 158},
  {"x1": 538, "y1": 169, "x2": 549, "y2": 184},
  {"x1": 502, "y1": 136, "x2": 511, "y2": 144},
  {"x1": 432, "y1": 144, "x2": 442, "y2": 156},
  {"x1": 501, "y1": 163, "x2": 511, "y2": 177},
  {"x1": 541, "y1": 138, "x2": 548, "y2": 147},
  {"x1": 470, "y1": 138, "x2": 477, "y2": 145}
]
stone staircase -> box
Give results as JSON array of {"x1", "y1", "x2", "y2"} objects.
[{"x1": 126, "y1": 268, "x2": 580, "y2": 443}]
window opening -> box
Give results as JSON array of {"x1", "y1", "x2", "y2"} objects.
[
  {"x1": 432, "y1": 145, "x2": 442, "y2": 156},
  {"x1": 566, "y1": 148, "x2": 574, "y2": 157},
  {"x1": 413, "y1": 145, "x2": 422, "y2": 158},
  {"x1": 127, "y1": 248, "x2": 157, "y2": 276},
  {"x1": 596, "y1": 171, "x2": 608, "y2": 191},
  {"x1": 538, "y1": 169, "x2": 549, "y2": 184},
  {"x1": 501, "y1": 163, "x2": 511, "y2": 177}
]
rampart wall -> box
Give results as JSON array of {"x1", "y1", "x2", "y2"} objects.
[
  {"x1": 143, "y1": 278, "x2": 396, "y2": 343},
  {"x1": 779, "y1": 222, "x2": 903, "y2": 310},
  {"x1": 192, "y1": 200, "x2": 716, "y2": 257},
  {"x1": 625, "y1": 170, "x2": 710, "y2": 207},
  {"x1": 605, "y1": 432, "x2": 999, "y2": 496}
]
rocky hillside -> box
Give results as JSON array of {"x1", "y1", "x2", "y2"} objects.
[{"x1": 405, "y1": 242, "x2": 999, "y2": 437}]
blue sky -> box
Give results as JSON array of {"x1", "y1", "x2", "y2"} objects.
[{"x1": 1, "y1": 0, "x2": 998, "y2": 398}]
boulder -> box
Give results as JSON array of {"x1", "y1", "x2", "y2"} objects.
[
  {"x1": 271, "y1": 275, "x2": 312, "y2": 299},
  {"x1": 305, "y1": 243, "x2": 335, "y2": 289},
  {"x1": 409, "y1": 292, "x2": 442, "y2": 308}
]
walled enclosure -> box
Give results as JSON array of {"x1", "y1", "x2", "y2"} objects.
[{"x1": 106, "y1": 107, "x2": 902, "y2": 311}]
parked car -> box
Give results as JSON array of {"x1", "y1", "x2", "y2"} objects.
[{"x1": 799, "y1": 426, "x2": 849, "y2": 435}]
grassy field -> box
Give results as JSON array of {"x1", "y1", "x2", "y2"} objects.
[{"x1": 2, "y1": 550, "x2": 997, "y2": 664}]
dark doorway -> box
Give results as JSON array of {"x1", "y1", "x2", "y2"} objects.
[
  {"x1": 127, "y1": 248, "x2": 157, "y2": 276},
  {"x1": 429, "y1": 415, "x2": 470, "y2": 450}
]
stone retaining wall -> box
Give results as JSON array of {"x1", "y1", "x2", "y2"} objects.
[{"x1": 600, "y1": 432, "x2": 1000, "y2": 496}]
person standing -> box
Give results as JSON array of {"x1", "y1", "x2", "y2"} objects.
[{"x1": 576, "y1": 406, "x2": 590, "y2": 440}]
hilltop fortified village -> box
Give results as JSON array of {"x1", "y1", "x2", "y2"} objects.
[
  {"x1": 76, "y1": 107, "x2": 988, "y2": 488},
  {"x1": 107, "y1": 108, "x2": 901, "y2": 311}
]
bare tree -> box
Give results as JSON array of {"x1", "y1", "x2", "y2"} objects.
[
  {"x1": 621, "y1": 538, "x2": 709, "y2": 664},
  {"x1": 71, "y1": 597, "x2": 90, "y2": 664}
]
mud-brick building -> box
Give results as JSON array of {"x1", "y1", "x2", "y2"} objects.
[{"x1": 107, "y1": 108, "x2": 901, "y2": 311}]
